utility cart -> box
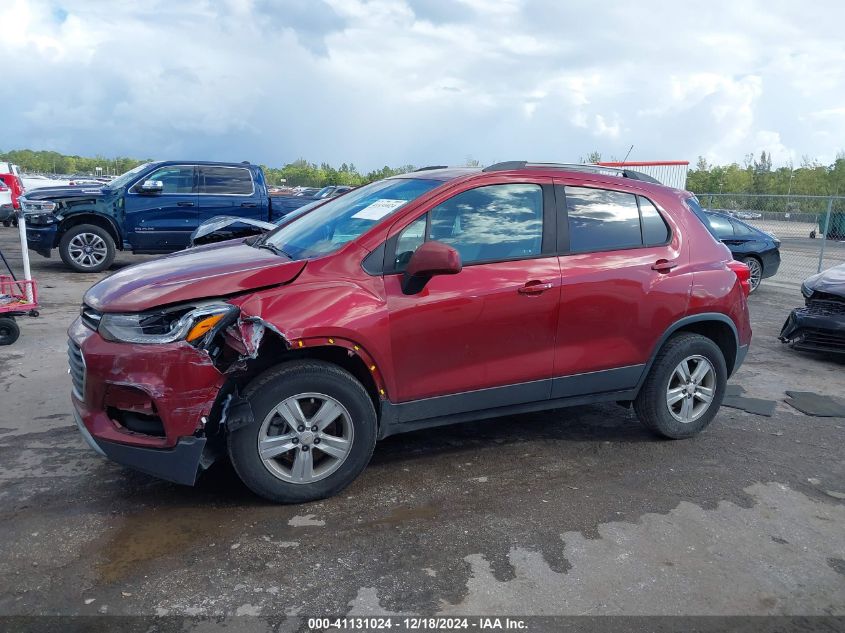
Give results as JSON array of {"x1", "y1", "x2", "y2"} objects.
[{"x1": 0, "y1": 211, "x2": 39, "y2": 345}]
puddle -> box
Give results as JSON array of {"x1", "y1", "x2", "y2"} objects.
[{"x1": 96, "y1": 507, "x2": 224, "y2": 583}]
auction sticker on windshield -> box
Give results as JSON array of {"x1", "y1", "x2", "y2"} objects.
[{"x1": 351, "y1": 199, "x2": 407, "y2": 220}]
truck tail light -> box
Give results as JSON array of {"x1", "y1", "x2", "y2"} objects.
[{"x1": 727, "y1": 260, "x2": 751, "y2": 296}]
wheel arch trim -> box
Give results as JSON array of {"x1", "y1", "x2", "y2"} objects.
[
  {"x1": 637, "y1": 313, "x2": 740, "y2": 392},
  {"x1": 58, "y1": 213, "x2": 122, "y2": 248}
]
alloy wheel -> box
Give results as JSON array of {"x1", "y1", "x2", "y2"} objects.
[
  {"x1": 67, "y1": 233, "x2": 108, "y2": 269},
  {"x1": 666, "y1": 355, "x2": 716, "y2": 423},
  {"x1": 257, "y1": 392, "x2": 354, "y2": 484}
]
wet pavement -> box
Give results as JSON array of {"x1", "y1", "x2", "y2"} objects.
[{"x1": 0, "y1": 227, "x2": 843, "y2": 620}]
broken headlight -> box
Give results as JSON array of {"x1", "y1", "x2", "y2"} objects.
[{"x1": 98, "y1": 304, "x2": 237, "y2": 344}]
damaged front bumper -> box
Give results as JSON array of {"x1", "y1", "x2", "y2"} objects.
[
  {"x1": 73, "y1": 408, "x2": 207, "y2": 484},
  {"x1": 69, "y1": 317, "x2": 228, "y2": 485},
  {"x1": 779, "y1": 299, "x2": 845, "y2": 354}
]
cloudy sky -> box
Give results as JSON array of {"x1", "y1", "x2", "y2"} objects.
[{"x1": 1, "y1": 0, "x2": 844, "y2": 170}]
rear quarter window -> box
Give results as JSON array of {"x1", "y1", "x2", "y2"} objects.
[
  {"x1": 731, "y1": 219, "x2": 757, "y2": 237},
  {"x1": 638, "y1": 196, "x2": 670, "y2": 246}
]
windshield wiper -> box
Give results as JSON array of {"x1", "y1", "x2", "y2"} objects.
[{"x1": 256, "y1": 242, "x2": 293, "y2": 259}]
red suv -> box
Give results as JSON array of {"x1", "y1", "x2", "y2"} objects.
[{"x1": 70, "y1": 163, "x2": 752, "y2": 503}]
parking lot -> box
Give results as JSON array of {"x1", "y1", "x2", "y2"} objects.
[{"x1": 0, "y1": 226, "x2": 843, "y2": 620}]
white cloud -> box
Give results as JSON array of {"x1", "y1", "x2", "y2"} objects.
[{"x1": 0, "y1": 0, "x2": 844, "y2": 168}]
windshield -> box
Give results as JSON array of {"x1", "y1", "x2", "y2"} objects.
[
  {"x1": 107, "y1": 162, "x2": 155, "y2": 190},
  {"x1": 263, "y1": 177, "x2": 442, "y2": 259}
]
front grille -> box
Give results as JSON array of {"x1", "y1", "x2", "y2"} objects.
[
  {"x1": 80, "y1": 305, "x2": 102, "y2": 331},
  {"x1": 68, "y1": 340, "x2": 86, "y2": 400},
  {"x1": 803, "y1": 299, "x2": 845, "y2": 317},
  {"x1": 792, "y1": 328, "x2": 845, "y2": 354}
]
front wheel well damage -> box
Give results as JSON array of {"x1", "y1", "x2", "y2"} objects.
[{"x1": 204, "y1": 326, "x2": 383, "y2": 444}]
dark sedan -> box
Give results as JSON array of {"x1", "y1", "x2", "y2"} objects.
[
  {"x1": 700, "y1": 211, "x2": 781, "y2": 292},
  {"x1": 780, "y1": 263, "x2": 845, "y2": 355}
]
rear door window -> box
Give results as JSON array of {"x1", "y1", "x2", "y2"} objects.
[
  {"x1": 198, "y1": 166, "x2": 254, "y2": 195},
  {"x1": 565, "y1": 187, "x2": 642, "y2": 252}
]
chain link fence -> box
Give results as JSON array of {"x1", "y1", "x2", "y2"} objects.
[{"x1": 699, "y1": 193, "x2": 845, "y2": 290}]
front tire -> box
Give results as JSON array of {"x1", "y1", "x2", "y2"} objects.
[
  {"x1": 228, "y1": 360, "x2": 377, "y2": 503},
  {"x1": 59, "y1": 224, "x2": 116, "y2": 273},
  {"x1": 634, "y1": 333, "x2": 727, "y2": 439}
]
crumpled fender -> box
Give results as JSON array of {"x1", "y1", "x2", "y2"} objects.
[{"x1": 226, "y1": 269, "x2": 393, "y2": 398}]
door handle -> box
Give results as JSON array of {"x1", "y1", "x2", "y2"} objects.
[
  {"x1": 176, "y1": 201, "x2": 194, "y2": 207},
  {"x1": 651, "y1": 259, "x2": 678, "y2": 273},
  {"x1": 241, "y1": 202, "x2": 258, "y2": 208},
  {"x1": 518, "y1": 281, "x2": 554, "y2": 295}
]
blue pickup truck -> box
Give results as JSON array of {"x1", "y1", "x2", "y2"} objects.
[{"x1": 20, "y1": 161, "x2": 289, "y2": 272}]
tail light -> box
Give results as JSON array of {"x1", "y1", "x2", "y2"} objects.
[{"x1": 727, "y1": 260, "x2": 751, "y2": 296}]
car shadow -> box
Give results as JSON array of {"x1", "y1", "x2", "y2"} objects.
[
  {"x1": 369, "y1": 402, "x2": 654, "y2": 467},
  {"x1": 109, "y1": 402, "x2": 654, "y2": 507}
]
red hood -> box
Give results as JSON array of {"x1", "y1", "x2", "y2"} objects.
[{"x1": 84, "y1": 242, "x2": 306, "y2": 312}]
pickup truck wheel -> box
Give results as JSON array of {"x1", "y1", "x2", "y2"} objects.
[
  {"x1": 634, "y1": 333, "x2": 727, "y2": 439},
  {"x1": 228, "y1": 360, "x2": 377, "y2": 503},
  {"x1": 0, "y1": 317, "x2": 20, "y2": 345},
  {"x1": 59, "y1": 224, "x2": 115, "y2": 273}
]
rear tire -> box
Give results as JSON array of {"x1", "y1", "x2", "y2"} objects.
[
  {"x1": 634, "y1": 333, "x2": 727, "y2": 439},
  {"x1": 0, "y1": 317, "x2": 20, "y2": 345},
  {"x1": 228, "y1": 360, "x2": 377, "y2": 503},
  {"x1": 740, "y1": 256, "x2": 762, "y2": 293},
  {"x1": 59, "y1": 224, "x2": 115, "y2": 273}
]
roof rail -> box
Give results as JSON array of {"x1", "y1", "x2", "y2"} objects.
[
  {"x1": 414, "y1": 165, "x2": 449, "y2": 172},
  {"x1": 482, "y1": 161, "x2": 661, "y2": 185}
]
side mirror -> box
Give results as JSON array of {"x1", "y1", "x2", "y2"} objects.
[
  {"x1": 402, "y1": 241, "x2": 462, "y2": 294},
  {"x1": 139, "y1": 179, "x2": 164, "y2": 194}
]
